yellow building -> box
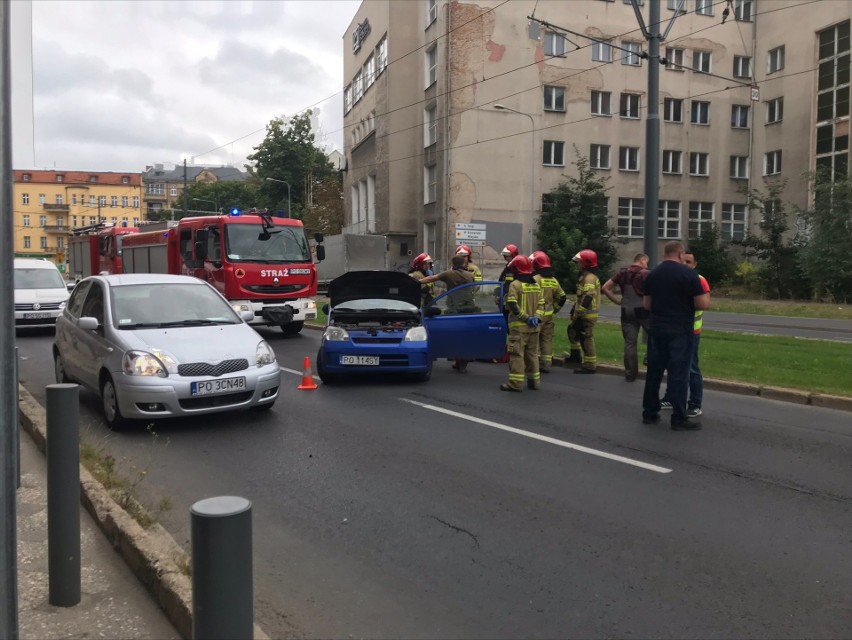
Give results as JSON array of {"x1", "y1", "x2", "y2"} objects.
[{"x1": 12, "y1": 170, "x2": 145, "y2": 272}]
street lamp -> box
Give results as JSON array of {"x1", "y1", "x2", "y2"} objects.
[
  {"x1": 494, "y1": 103, "x2": 536, "y2": 255},
  {"x1": 193, "y1": 197, "x2": 219, "y2": 213},
  {"x1": 265, "y1": 177, "x2": 291, "y2": 218}
]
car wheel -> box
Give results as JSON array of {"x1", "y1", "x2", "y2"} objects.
[
  {"x1": 316, "y1": 349, "x2": 337, "y2": 384},
  {"x1": 281, "y1": 321, "x2": 304, "y2": 336},
  {"x1": 100, "y1": 374, "x2": 129, "y2": 430},
  {"x1": 414, "y1": 362, "x2": 432, "y2": 383},
  {"x1": 54, "y1": 352, "x2": 70, "y2": 384}
]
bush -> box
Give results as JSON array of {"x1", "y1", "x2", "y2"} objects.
[{"x1": 686, "y1": 224, "x2": 736, "y2": 286}]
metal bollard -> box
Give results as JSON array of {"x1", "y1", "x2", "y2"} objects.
[
  {"x1": 14, "y1": 347, "x2": 19, "y2": 489},
  {"x1": 191, "y1": 496, "x2": 253, "y2": 640},
  {"x1": 46, "y1": 383, "x2": 80, "y2": 607}
]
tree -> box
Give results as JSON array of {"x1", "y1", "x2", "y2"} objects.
[
  {"x1": 301, "y1": 173, "x2": 344, "y2": 236},
  {"x1": 182, "y1": 181, "x2": 260, "y2": 217},
  {"x1": 686, "y1": 223, "x2": 737, "y2": 286},
  {"x1": 536, "y1": 148, "x2": 619, "y2": 286}
]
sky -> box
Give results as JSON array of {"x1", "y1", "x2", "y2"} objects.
[{"x1": 11, "y1": 0, "x2": 361, "y2": 173}]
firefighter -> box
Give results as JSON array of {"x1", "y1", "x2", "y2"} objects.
[
  {"x1": 567, "y1": 249, "x2": 601, "y2": 374},
  {"x1": 530, "y1": 250, "x2": 567, "y2": 373},
  {"x1": 455, "y1": 245, "x2": 482, "y2": 283},
  {"x1": 501, "y1": 254, "x2": 545, "y2": 392},
  {"x1": 408, "y1": 252, "x2": 435, "y2": 307},
  {"x1": 493, "y1": 243, "x2": 520, "y2": 364},
  {"x1": 419, "y1": 255, "x2": 476, "y2": 372}
]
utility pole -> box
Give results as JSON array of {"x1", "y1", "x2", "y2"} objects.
[{"x1": 182, "y1": 159, "x2": 188, "y2": 221}]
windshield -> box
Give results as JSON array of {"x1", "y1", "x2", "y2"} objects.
[
  {"x1": 225, "y1": 224, "x2": 310, "y2": 263},
  {"x1": 334, "y1": 299, "x2": 419, "y2": 313},
  {"x1": 111, "y1": 282, "x2": 241, "y2": 328},
  {"x1": 14, "y1": 267, "x2": 66, "y2": 290}
]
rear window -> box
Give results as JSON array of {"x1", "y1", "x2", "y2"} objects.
[{"x1": 14, "y1": 268, "x2": 65, "y2": 290}]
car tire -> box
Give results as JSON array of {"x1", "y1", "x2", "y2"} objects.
[
  {"x1": 316, "y1": 349, "x2": 337, "y2": 384},
  {"x1": 414, "y1": 362, "x2": 432, "y2": 383},
  {"x1": 281, "y1": 321, "x2": 304, "y2": 336},
  {"x1": 54, "y1": 352, "x2": 70, "y2": 384},
  {"x1": 100, "y1": 374, "x2": 129, "y2": 430}
]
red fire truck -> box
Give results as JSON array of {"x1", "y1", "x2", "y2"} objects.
[
  {"x1": 67, "y1": 224, "x2": 139, "y2": 281},
  {"x1": 120, "y1": 210, "x2": 324, "y2": 334}
]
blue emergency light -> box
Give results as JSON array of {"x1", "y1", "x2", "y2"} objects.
[{"x1": 230, "y1": 208, "x2": 241, "y2": 216}]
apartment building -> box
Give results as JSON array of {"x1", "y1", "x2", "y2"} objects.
[
  {"x1": 11, "y1": 170, "x2": 144, "y2": 271},
  {"x1": 141, "y1": 163, "x2": 248, "y2": 216},
  {"x1": 342, "y1": 0, "x2": 851, "y2": 273}
]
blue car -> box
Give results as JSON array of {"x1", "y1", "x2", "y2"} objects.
[{"x1": 316, "y1": 271, "x2": 507, "y2": 383}]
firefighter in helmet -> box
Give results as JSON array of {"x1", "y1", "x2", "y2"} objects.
[
  {"x1": 498, "y1": 243, "x2": 519, "y2": 287},
  {"x1": 567, "y1": 249, "x2": 601, "y2": 374},
  {"x1": 455, "y1": 244, "x2": 482, "y2": 283},
  {"x1": 408, "y1": 252, "x2": 435, "y2": 307},
  {"x1": 501, "y1": 254, "x2": 545, "y2": 391},
  {"x1": 530, "y1": 250, "x2": 567, "y2": 373}
]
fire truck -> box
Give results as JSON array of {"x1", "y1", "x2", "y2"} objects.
[
  {"x1": 119, "y1": 210, "x2": 325, "y2": 334},
  {"x1": 67, "y1": 223, "x2": 139, "y2": 281}
]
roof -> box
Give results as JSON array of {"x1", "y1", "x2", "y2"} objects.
[
  {"x1": 13, "y1": 170, "x2": 141, "y2": 186},
  {"x1": 141, "y1": 165, "x2": 248, "y2": 183},
  {"x1": 94, "y1": 273, "x2": 204, "y2": 286}
]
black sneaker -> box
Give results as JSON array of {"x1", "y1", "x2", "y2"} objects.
[
  {"x1": 642, "y1": 413, "x2": 660, "y2": 424},
  {"x1": 671, "y1": 419, "x2": 702, "y2": 431},
  {"x1": 660, "y1": 400, "x2": 673, "y2": 410},
  {"x1": 687, "y1": 406, "x2": 702, "y2": 418}
]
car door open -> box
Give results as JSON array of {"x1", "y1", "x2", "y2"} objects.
[{"x1": 423, "y1": 281, "x2": 506, "y2": 361}]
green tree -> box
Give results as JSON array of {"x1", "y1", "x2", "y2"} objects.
[
  {"x1": 182, "y1": 181, "x2": 260, "y2": 217},
  {"x1": 686, "y1": 223, "x2": 736, "y2": 286},
  {"x1": 536, "y1": 148, "x2": 618, "y2": 285},
  {"x1": 301, "y1": 173, "x2": 344, "y2": 235}
]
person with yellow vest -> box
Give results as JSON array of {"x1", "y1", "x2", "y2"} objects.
[
  {"x1": 455, "y1": 245, "x2": 482, "y2": 283},
  {"x1": 500, "y1": 254, "x2": 545, "y2": 391},
  {"x1": 567, "y1": 249, "x2": 601, "y2": 374},
  {"x1": 530, "y1": 250, "x2": 567, "y2": 373},
  {"x1": 408, "y1": 252, "x2": 434, "y2": 307}
]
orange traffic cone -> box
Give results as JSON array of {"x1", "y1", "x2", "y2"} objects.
[{"x1": 297, "y1": 356, "x2": 318, "y2": 390}]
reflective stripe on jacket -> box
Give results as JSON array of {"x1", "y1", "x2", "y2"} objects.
[
  {"x1": 575, "y1": 271, "x2": 600, "y2": 319},
  {"x1": 505, "y1": 279, "x2": 545, "y2": 329},
  {"x1": 534, "y1": 274, "x2": 566, "y2": 316}
]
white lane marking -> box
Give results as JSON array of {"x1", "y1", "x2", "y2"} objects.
[
  {"x1": 400, "y1": 398, "x2": 672, "y2": 474},
  {"x1": 280, "y1": 366, "x2": 320, "y2": 380}
]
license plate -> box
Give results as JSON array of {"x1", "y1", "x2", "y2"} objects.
[
  {"x1": 191, "y1": 376, "x2": 247, "y2": 396},
  {"x1": 23, "y1": 312, "x2": 51, "y2": 319},
  {"x1": 340, "y1": 355, "x2": 379, "y2": 366}
]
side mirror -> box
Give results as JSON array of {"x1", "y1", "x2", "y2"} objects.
[
  {"x1": 240, "y1": 310, "x2": 254, "y2": 323},
  {"x1": 424, "y1": 306, "x2": 442, "y2": 317},
  {"x1": 314, "y1": 232, "x2": 324, "y2": 243},
  {"x1": 321, "y1": 303, "x2": 329, "y2": 315},
  {"x1": 66, "y1": 282, "x2": 76, "y2": 292},
  {"x1": 78, "y1": 316, "x2": 99, "y2": 331},
  {"x1": 315, "y1": 245, "x2": 326, "y2": 262}
]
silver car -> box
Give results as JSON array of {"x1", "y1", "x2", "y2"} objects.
[{"x1": 53, "y1": 274, "x2": 280, "y2": 429}]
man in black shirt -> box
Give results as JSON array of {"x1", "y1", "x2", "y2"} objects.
[{"x1": 641, "y1": 241, "x2": 710, "y2": 430}]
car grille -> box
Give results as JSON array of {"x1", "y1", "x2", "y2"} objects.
[
  {"x1": 179, "y1": 391, "x2": 254, "y2": 410},
  {"x1": 351, "y1": 337, "x2": 403, "y2": 344},
  {"x1": 244, "y1": 285, "x2": 303, "y2": 294},
  {"x1": 15, "y1": 302, "x2": 63, "y2": 311},
  {"x1": 177, "y1": 359, "x2": 249, "y2": 377},
  {"x1": 379, "y1": 355, "x2": 409, "y2": 365}
]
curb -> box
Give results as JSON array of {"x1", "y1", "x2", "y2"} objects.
[{"x1": 17, "y1": 384, "x2": 270, "y2": 640}]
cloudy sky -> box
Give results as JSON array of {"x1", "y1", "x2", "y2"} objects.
[{"x1": 12, "y1": 0, "x2": 360, "y2": 172}]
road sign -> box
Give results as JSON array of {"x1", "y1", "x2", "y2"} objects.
[
  {"x1": 455, "y1": 239, "x2": 486, "y2": 247},
  {"x1": 454, "y1": 223, "x2": 486, "y2": 231},
  {"x1": 751, "y1": 85, "x2": 760, "y2": 102},
  {"x1": 455, "y1": 229, "x2": 486, "y2": 240}
]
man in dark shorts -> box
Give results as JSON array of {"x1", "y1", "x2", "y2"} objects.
[{"x1": 641, "y1": 241, "x2": 710, "y2": 430}]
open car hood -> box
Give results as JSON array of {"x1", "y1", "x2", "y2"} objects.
[{"x1": 328, "y1": 271, "x2": 421, "y2": 308}]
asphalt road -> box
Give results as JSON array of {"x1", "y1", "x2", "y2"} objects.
[{"x1": 15, "y1": 326, "x2": 852, "y2": 639}]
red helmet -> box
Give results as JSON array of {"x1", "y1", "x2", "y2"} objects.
[
  {"x1": 572, "y1": 249, "x2": 598, "y2": 269},
  {"x1": 411, "y1": 252, "x2": 433, "y2": 270},
  {"x1": 530, "y1": 250, "x2": 551, "y2": 270},
  {"x1": 501, "y1": 244, "x2": 519, "y2": 259},
  {"x1": 455, "y1": 245, "x2": 471, "y2": 256},
  {"x1": 508, "y1": 254, "x2": 533, "y2": 275}
]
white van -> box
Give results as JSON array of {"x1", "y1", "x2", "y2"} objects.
[{"x1": 14, "y1": 258, "x2": 71, "y2": 327}]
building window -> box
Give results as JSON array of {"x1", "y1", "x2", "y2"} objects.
[
  {"x1": 39, "y1": 215, "x2": 47, "y2": 227},
  {"x1": 764, "y1": 150, "x2": 783, "y2": 175},
  {"x1": 424, "y1": 165, "x2": 437, "y2": 204},
  {"x1": 169, "y1": 187, "x2": 177, "y2": 197},
  {"x1": 731, "y1": 104, "x2": 750, "y2": 128},
  {"x1": 816, "y1": 18, "x2": 851, "y2": 182},
  {"x1": 353, "y1": 68, "x2": 364, "y2": 101},
  {"x1": 689, "y1": 152, "x2": 710, "y2": 176},
  {"x1": 72, "y1": 216, "x2": 77, "y2": 227},
  {"x1": 364, "y1": 54, "x2": 376, "y2": 89},
  {"x1": 590, "y1": 144, "x2": 611, "y2": 170},
  {"x1": 730, "y1": 155, "x2": 750, "y2": 179},
  {"x1": 110, "y1": 195, "x2": 117, "y2": 207},
  {"x1": 22, "y1": 215, "x2": 30, "y2": 227},
  {"x1": 543, "y1": 141, "x2": 565, "y2": 166},
  {"x1": 695, "y1": 0, "x2": 713, "y2": 16},
  {"x1": 692, "y1": 50, "x2": 712, "y2": 73},
  {"x1": 544, "y1": 86, "x2": 566, "y2": 112},
  {"x1": 667, "y1": 0, "x2": 686, "y2": 13},
  {"x1": 591, "y1": 90, "x2": 611, "y2": 116},
  {"x1": 663, "y1": 97, "x2": 683, "y2": 122},
  {"x1": 111, "y1": 217, "x2": 117, "y2": 224},
  {"x1": 122, "y1": 196, "x2": 128, "y2": 207},
  {"x1": 57, "y1": 237, "x2": 64, "y2": 249},
  {"x1": 40, "y1": 237, "x2": 48, "y2": 249},
  {"x1": 619, "y1": 146, "x2": 640, "y2": 172},
  {"x1": 617, "y1": 198, "x2": 644, "y2": 237},
  {"x1": 427, "y1": 0, "x2": 438, "y2": 25},
  {"x1": 688, "y1": 202, "x2": 714, "y2": 238},
  {"x1": 768, "y1": 46, "x2": 785, "y2": 74},
  {"x1": 424, "y1": 106, "x2": 437, "y2": 147},
  {"x1": 147, "y1": 183, "x2": 163, "y2": 195},
  {"x1": 425, "y1": 46, "x2": 437, "y2": 87},
  {"x1": 545, "y1": 31, "x2": 567, "y2": 57},
  {"x1": 122, "y1": 176, "x2": 130, "y2": 184},
  {"x1": 89, "y1": 216, "x2": 97, "y2": 225},
  {"x1": 89, "y1": 195, "x2": 96, "y2": 205},
  {"x1": 22, "y1": 173, "x2": 31, "y2": 181},
  {"x1": 376, "y1": 37, "x2": 388, "y2": 74},
  {"x1": 133, "y1": 196, "x2": 139, "y2": 208},
  {"x1": 620, "y1": 93, "x2": 640, "y2": 119},
  {"x1": 89, "y1": 175, "x2": 98, "y2": 183},
  {"x1": 735, "y1": 0, "x2": 753, "y2": 22},
  {"x1": 99, "y1": 196, "x2": 107, "y2": 207},
  {"x1": 56, "y1": 174, "x2": 64, "y2": 183},
  {"x1": 72, "y1": 195, "x2": 77, "y2": 205},
  {"x1": 22, "y1": 193, "x2": 29, "y2": 205},
  {"x1": 55, "y1": 194, "x2": 63, "y2": 205},
  {"x1": 133, "y1": 218, "x2": 140, "y2": 226},
  {"x1": 766, "y1": 97, "x2": 784, "y2": 124},
  {"x1": 38, "y1": 193, "x2": 46, "y2": 205},
  {"x1": 122, "y1": 217, "x2": 129, "y2": 226},
  {"x1": 344, "y1": 85, "x2": 353, "y2": 113},
  {"x1": 691, "y1": 100, "x2": 710, "y2": 124},
  {"x1": 659, "y1": 201, "x2": 681, "y2": 239},
  {"x1": 662, "y1": 150, "x2": 682, "y2": 174},
  {"x1": 733, "y1": 55, "x2": 752, "y2": 79},
  {"x1": 23, "y1": 236, "x2": 31, "y2": 248},
  {"x1": 622, "y1": 41, "x2": 642, "y2": 66},
  {"x1": 592, "y1": 40, "x2": 612, "y2": 63},
  {"x1": 665, "y1": 47, "x2": 684, "y2": 71},
  {"x1": 721, "y1": 204, "x2": 747, "y2": 240}
]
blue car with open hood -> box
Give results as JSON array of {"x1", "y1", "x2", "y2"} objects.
[{"x1": 316, "y1": 271, "x2": 507, "y2": 383}]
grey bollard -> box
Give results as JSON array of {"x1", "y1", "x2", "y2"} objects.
[
  {"x1": 15, "y1": 347, "x2": 19, "y2": 488},
  {"x1": 191, "y1": 496, "x2": 253, "y2": 640},
  {"x1": 46, "y1": 383, "x2": 80, "y2": 607}
]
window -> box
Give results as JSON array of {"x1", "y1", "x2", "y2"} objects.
[
  {"x1": 38, "y1": 193, "x2": 46, "y2": 204},
  {"x1": 544, "y1": 86, "x2": 565, "y2": 112},
  {"x1": 424, "y1": 106, "x2": 437, "y2": 147},
  {"x1": 692, "y1": 50, "x2": 711, "y2": 73},
  {"x1": 592, "y1": 40, "x2": 612, "y2": 63},
  {"x1": 344, "y1": 85, "x2": 353, "y2": 113},
  {"x1": 695, "y1": 0, "x2": 713, "y2": 16},
  {"x1": 691, "y1": 100, "x2": 710, "y2": 124},
  {"x1": 764, "y1": 150, "x2": 782, "y2": 175},
  {"x1": 619, "y1": 146, "x2": 640, "y2": 171},
  {"x1": 57, "y1": 237, "x2": 64, "y2": 249},
  {"x1": 22, "y1": 215, "x2": 30, "y2": 227},
  {"x1": 133, "y1": 196, "x2": 139, "y2": 208},
  {"x1": 22, "y1": 173, "x2": 31, "y2": 181},
  {"x1": 589, "y1": 144, "x2": 611, "y2": 170},
  {"x1": 23, "y1": 236, "x2": 31, "y2": 248},
  {"x1": 72, "y1": 195, "x2": 77, "y2": 205},
  {"x1": 617, "y1": 198, "x2": 644, "y2": 237},
  {"x1": 72, "y1": 216, "x2": 77, "y2": 227},
  {"x1": 98, "y1": 196, "x2": 107, "y2": 207},
  {"x1": 766, "y1": 97, "x2": 783, "y2": 124},
  {"x1": 56, "y1": 174, "x2": 64, "y2": 183},
  {"x1": 147, "y1": 183, "x2": 163, "y2": 195},
  {"x1": 665, "y1": 47, "x2": 684, "y2": 71},
  {"x1": 353, "y1": 69, "x2": 364, "y2": 101},
  {"x1": 622, "y1": 41, "x2": 642, "y2": 66},
  {"x1": 689, "y1": 152, "x2": 709, "y2": 176},
  {"x1": 169, "y1": 187, "x2": 177, "y2": 197},
  {"x1": 22, "y1": 193, "x2": 29, "y2": 205},
  {"x1": 543, "y1": 141, "x2": 565, "y2": 166},
  {"x1": 731, "y1": 104, "x2": 750, "y2": 128},
  {"x1": 424, "y1": 165, "x2": 437, "y2": 204},
  {"x1": 688, "y1": 201, "x2": 714, "y2": 238},
  {"x1": 427, "y1": 0, "x2": 438, "y2": 25},
  {"x1": 376, "y1": 37, "x2": 388, "y2": 74},
  {"x1": 122, "y1": 196, "x2": 128, "y2": 207},
  {"x1": 721, "y1": 204, "x2": 747, "y2": 240},
  {"x1": 111, "y1": 217, "x2": 117, "y2": 224},
  {"x1": 88, "y1": 175, "x2": 98, "y2": 183},
  {"x1": 55, "y1": 194, "x2": 63, "y2": 205},
  {"x1": 667, "y1": 0, "x2": 686, "y2": 12},
  {"x1": 662, "y1": 150, "x2": 682, "y2": 174},
  {"x1": 364, "y1": 54, "x2": 376, "y2": 88},
  {"x1": 735, "y1": 0, "x2": 753, "y2": 22},
  {"x1": 108, "y1": 195, "x2": 116, "y2": 207},
  {"x1": 663, "y1": 97, "x2": 683, "y2": 122},
  {"x1": 89, "y1": 216, "x2": 96, "y2": 225},
  {"x1": 733, "y1": 55, "x2": 752, "y2": 78},
  {"x1": 620, "y1": 93, "x2": 640, "y2": 118},
  {"x1": 730, "y1": 155, "x2": 750, "y2": 179},
  {"x1": 121, "y1": 176, "x2": 129, "y2": 184},
  {"x1": 545, "y1": 31, "x2": 567, "y2": 57},
  {"x1": 659, "y1": 201, "x2": 681, "y2": 238},
  {"x1": 40, "y1": 237, "x2": 48, "y2": 249},
  {"x1": 768, "y1": 46, "x2": 785, "y2": 74},
  {"x1": 815, "y1": 22, "x2": 850, "y2": 181},
  {"x1": 89, "y1": 195, "x2": 96, "y2": 206},
  {"x1": 591, "y1": 90, "x2": 611, "y2": 116},
  {"x1": 425, "y1": 46, "x2": 437, "y2": 87},
  {"x1": 39, "y1": 215, "x2": 47, "y2": 227}
]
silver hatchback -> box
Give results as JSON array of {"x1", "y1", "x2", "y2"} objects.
[{"x1": 54, "y1": 274, "x2": 280, "y2": 428}]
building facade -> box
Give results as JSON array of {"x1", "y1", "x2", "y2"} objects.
[
  {"x1": 141, "y1": 163, "x2": 248, "y2": 216},
  {"x1": 11, "y1": 170, "x2": 144, "y2": 271},
  {"x1": 342, "y1": 0, "x2": 851, "y2": 275}
]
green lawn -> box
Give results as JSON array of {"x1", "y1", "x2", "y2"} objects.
[{"x1": 600, "y1": 296, "x2": 852, "y2": 320}]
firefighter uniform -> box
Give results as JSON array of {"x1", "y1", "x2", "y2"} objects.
[
  {"x1": 466, "y1": 261, "x2": 483, "y2": 283},
  {"x1": 503, "y1": 277, "x2": 545, "y2": 390},
  {"x1": 409, "y1": 269, "x2": 434, "y2": 307},
  {"x1": 533, "y1": 272, "x2": 567, "y2": 373},
  {"x1": 568, "y1": 270, "x2": 601, "y2": 372}
]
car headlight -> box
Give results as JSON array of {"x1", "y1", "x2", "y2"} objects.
[
  {"x1": 256, "y1": 340, "x2": 276, "y2": 366},
  {"x1": 404, "y1": 326, "x2": 428, "y2": 342},
  {"x1": 122, "y1": 349, "x2": 177, "y2": 377},
  {"x1": 306, "y1": 299, "x2": 317, "y2": 310},
  {"x1": 323, "y1": 326, "x2": 350, "y2": 341},
  {"x1": 58, "y1": 301, "x2": 66, "y2": 311}
]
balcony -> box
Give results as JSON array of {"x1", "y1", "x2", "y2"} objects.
[
  {"x1": 43, "y1": 203, "x2": 70, "y2": 212},
  {"x1": 43, "y1": 225, "x2": 71, "y2": 233}
]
